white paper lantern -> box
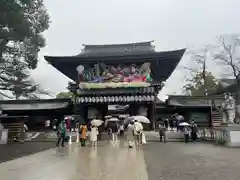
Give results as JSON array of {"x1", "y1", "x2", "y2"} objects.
[
  {"x1": 80, "y1": 97, "x2": 84, "y2": 103},
  {"x1": 103, "y1": 96, "x2": 107, "y2": 102},
  {"x1": 151, "y1": 96, "x2": 155, "y2": 101},
  {"x1": 111, "y1": 96, "x2": 115, "y2": 102},
  {"x1": 100, "y1": 97, "x2": 103, "y2": 102},
  {"x1": 84, "y1": 97, "x2": 88, "y2": 102},
  {"x1": 129, "y1": 96, "x2": 134, "y2": 101},
  {"x1": 138, "y1": 96, "x2": 142, "y2": 102},
  {"x1": 88, "y1": 97, "x2": 92, "y2": 102},
  {"x1": 115, "y1": 96, "x2": 119, "y2": 102},
  {"x1": 135, "y1": 96, "x2": 139, "y2": 101},
  {"x1": 147, "y1": 96, "x2": 151, "y2": 101},
  {"x1": 96, "y1": 97, "x2": 99, "y2": 102},
  {"x1": 119, "y1": 96, "x2": 123, "y2": 102},
  {"x1": 92, "y1": 97, "x2": 96, "y2": 103}
]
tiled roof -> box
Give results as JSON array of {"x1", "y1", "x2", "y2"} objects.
[
  {"x1": 0, "y1": 99, "x2": 72, "y2": 110},
  {"x1": 80, "y1": 41, "x2": 155, "y2": 56},
  {"x1": 45, "y1": 49, "x2": 185, "y2": 83},
  {"x1": 167, "y1": 95, "x2": 224, "y2": 107},
  {"x1": 217, "y1": 78, "x2": 238, "y2": 93}
]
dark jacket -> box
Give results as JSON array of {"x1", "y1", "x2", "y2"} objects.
[{"x1": 108, "y1": 123, "x2": 118, "y2": 133}]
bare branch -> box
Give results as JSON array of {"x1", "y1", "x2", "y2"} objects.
[{"x1": 214, "y1": 35, "x2": 240, "y2": 79}]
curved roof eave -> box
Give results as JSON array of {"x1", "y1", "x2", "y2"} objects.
[
  {"x1": 44, "y1": 49, "x2": 186, "y2": 82},
  {"x1": 45, "y1": 49, "x2": 186, "y2": 62}
]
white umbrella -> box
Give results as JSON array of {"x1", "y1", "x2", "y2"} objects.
[
  {"x1": 123, "y1": 116, "x2": 133, "y2": 124},
  {"x1": 132, "y1": 116, "x2": 150, "y2": 124},
  {"x1": 118, "y1": 114, "x2": 129, "y2": 118},
  {"x1": 91, "y1": 119, "x2": 103, "y2": 127},
  {"x1": 108, "y1": 117, "x2": 119, "y2": 122},
  {"x1": 105, "y1": 115, "x2": 112, "y2": 119},
  {"x1": 179, "y1": 122, "x2": 190, "y2": 126}
]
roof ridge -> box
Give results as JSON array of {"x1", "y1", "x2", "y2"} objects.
[{"x1": 82, "y1": 41, "x2": 154, "y2": 47}]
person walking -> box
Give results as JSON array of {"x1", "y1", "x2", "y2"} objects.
[
  {"x1": 164, "y1": 118, "x2": 169, "y2": 130},
  {"x1": 110, "y1": 122, "x2": 118, "y2": 144},
  {"x1": 133, "y1": 120, "x2": 143, "y2": 147},
  {"x1": 127, "y1": 121, "x2": 135, "y2": 148},
  {"x1": 159, "y1": 124, "x2": 167, "y2": 143},
  {"x1": 90, "y1": 125, "x2": 98, "y2": 148},
  {"x1": 79, "y1": 124, "x2": 88, "y2": 146},
  {"x1": 191, "y1": 120, "x2": 198, "y2": 143},
  {"x1": 119, "y1": 123, "x2": 125, "y2": 137},
  {"x1": 183, "y1": 126, "x2": 190, "y2": 143},
  {"x1": 0, "y1": 121, "x2": 3, "y2": 140},
  {"x1": 169, "y1": 116, "x2": 174, "y2": 131},
  {"x1": 175, "y1": 114, "x2": 184, "y2": 132},
  {"x1": 56, "y1": 120, "x2": 67, "y2": 147}
]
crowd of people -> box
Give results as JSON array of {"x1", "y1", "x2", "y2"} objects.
[
  {"x1": 54, "y1": 113, "x2": 199, "y2": 148},
  {"x1": 158, "y1": 114, "x2": 199, "y2": 144},
  {"x1": 55, "y1": 117, "x2": 146, "y2": 148}
]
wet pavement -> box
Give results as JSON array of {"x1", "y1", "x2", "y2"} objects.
[
  {"x1": 0, "y1": 141, "x2": 148, "y2": 180},
  {"x1": 144, "y1": 142, "x2": 240, "y2": 180},
  {"x1": 1, "y1": 141, "x2": 240, "y2": 180},
  {"x1": 0, "y1": 142, "x2": 56, "y2": 163}
]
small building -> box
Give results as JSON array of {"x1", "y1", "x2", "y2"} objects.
[
  {"x1": 0, "y1": 98, "x2": 73, "y2": 130},
  {"x1": 155, "y1": 95, "x2": 225, "y2": 128}
]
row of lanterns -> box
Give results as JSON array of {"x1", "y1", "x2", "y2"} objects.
[{"x1": 77, "y1": 95, "x2": 155, "y2": 103}]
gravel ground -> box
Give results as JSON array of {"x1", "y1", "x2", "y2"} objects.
[
  {"x1": 0, "y1": 142, "x2": 56, "y2": 163},
  {"x1": 143, "y1": 142, "x2": 240, "y2": 180}
]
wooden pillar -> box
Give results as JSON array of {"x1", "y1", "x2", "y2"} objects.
[
  {"x1": 149, "y1": 103, "x2": 156, "y2": 131},
  {"x1": 84, "y1": 105, "x2": 88, "y2": 123},
  {"x1": 101, "y1": 104, "x2": 108, "y2": 121},
  {"x1": 151, "y1": 87, "x2": 158, "y2": 131},
  {"x1": 20, "y1": 121, "x2": 25, "y2": 143}
]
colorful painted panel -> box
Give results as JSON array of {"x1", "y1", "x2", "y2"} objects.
[{"x1": 77, "y1": 62, "x2": 152, "y2": 89}]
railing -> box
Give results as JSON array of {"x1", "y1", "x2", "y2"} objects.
[{"x1": 197, "y1": 128, "x2": 216, "y2": 141}]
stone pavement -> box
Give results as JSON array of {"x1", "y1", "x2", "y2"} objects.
[
  {"x1": 0, "y1": 141, "x2": 148, "y2": 180},
  {"x1": 143, "y1": 142, "x2": 240, "y2": 180},
  {"x1": 1, "y1": 141, "x2": 240, "y2": 180}
]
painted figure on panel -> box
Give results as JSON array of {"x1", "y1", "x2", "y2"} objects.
[{"x1": 77, "y1": 62, "x2": 153, "y2": 84}]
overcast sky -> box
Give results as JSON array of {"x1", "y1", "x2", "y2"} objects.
[{"x1": 31, "y1": 0, "x2": 240, "y2": 100}]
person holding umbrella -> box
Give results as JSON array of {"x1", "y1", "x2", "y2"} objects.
[
  {"x1": 107, "y1": 118, "x2": 119, "y2": 144},
  {"x1": 89, "y1": 119, "x2": 103, "y2": 148},
  {"x1": 133, "y1": 120, "x2": 144, "y2": 147},
  {"x1": 191, "y1": 120, "x2": 198, "y2": 143},
  {"x1": 90, "y1": 125, "x2": 98, "y2": 148},
  {"x1": 127, "y1": 121, "x2": 135, "y2": 148},
  {"x1": 182, "y1": 124, "x2": 190, "y2": 143},
  {"x1": 179, "y1": 122, "x2": 190, "y2": 143}
]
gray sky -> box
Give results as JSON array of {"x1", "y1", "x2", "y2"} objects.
[{"x1": 31, "y1": 0, "x2": 240, "y2": 100}]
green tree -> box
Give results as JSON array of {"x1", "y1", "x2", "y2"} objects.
[
  {"x1": 0, "y1": 0, "x2": 50, "y2": 97},
  {"x1": 183, "y1": 72, "x2": 219, "y2": 96},
  {"x1": 56, "y1": 92, "x2": 74, "y2": 99},
  {"x1": 213, "y1": 35, "x2": 240, "y2": 123}
]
